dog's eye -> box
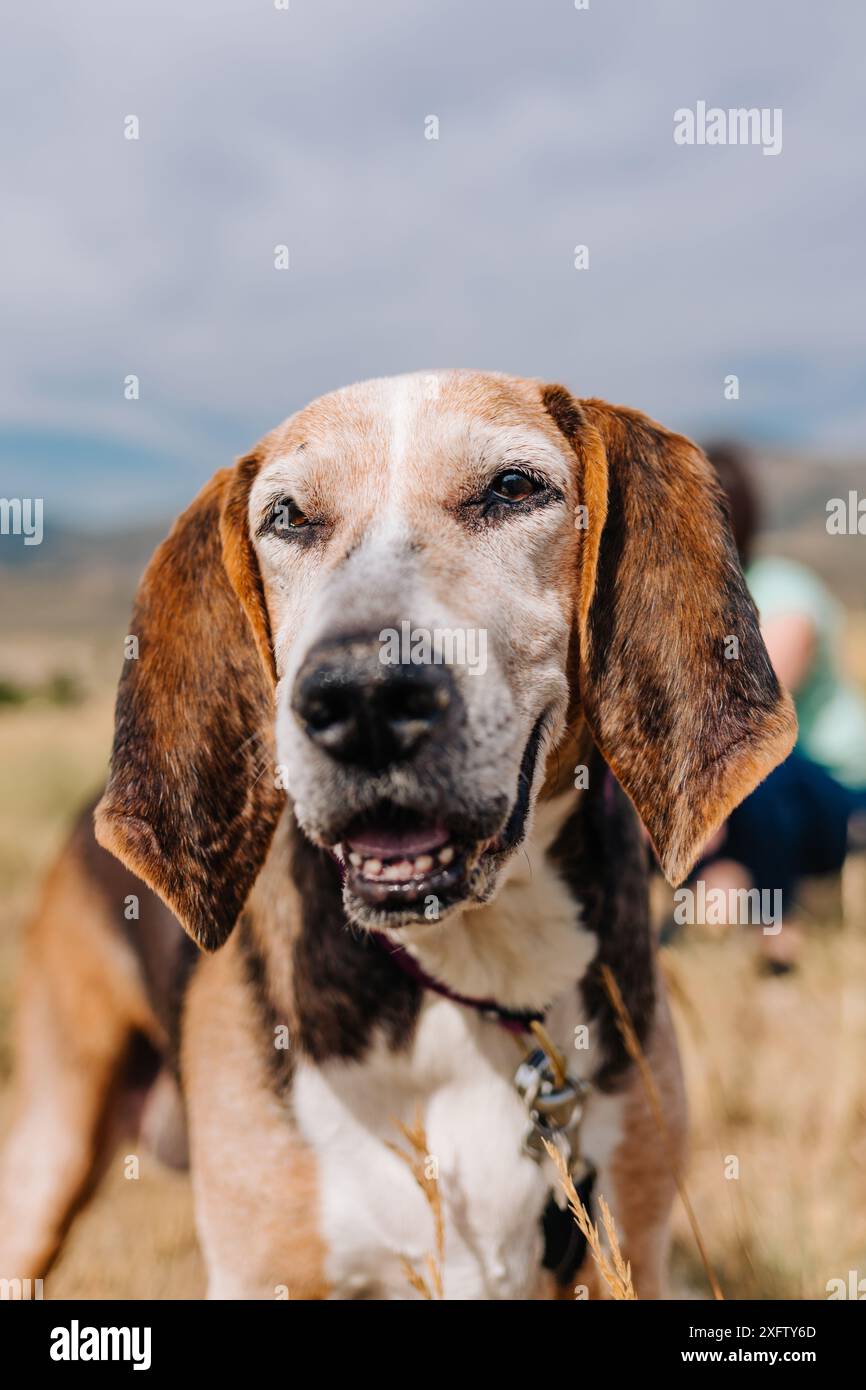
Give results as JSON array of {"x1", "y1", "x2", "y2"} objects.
[
  {"x1": 269, "y1": 497, "x2": 311, "y2": 533},
  {"x1": 488, "y1": 470, "x2": 542, "y2": 503}
]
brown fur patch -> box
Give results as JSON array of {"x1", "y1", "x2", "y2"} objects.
[
  {"x1": 542, "y1": 388, "x2": 797, "y2": 884},
  {"x1": 94, "y1": 467, "x2": 285, "y2": 949},
  {"x1": 605, "y1": 987, "x2": 687, "y2": 1299},
  {"x1": 0, "y1": 831, "x2": 158, "y2": 1279}
]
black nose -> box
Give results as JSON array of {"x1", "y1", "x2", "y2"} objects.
[{"x1": 292, "y1": 637, "x2": 454, "y2": 770}]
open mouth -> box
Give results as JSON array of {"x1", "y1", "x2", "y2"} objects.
[
  {"x1": 332, "y1": 713, "x2": 548, "y2": 917},
  {"x1": 338, "y1": 814, "x2": 467, "y2": 908}
]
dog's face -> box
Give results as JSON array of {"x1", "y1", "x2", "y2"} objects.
[
  {"x1": 96, "y1": 370, "x2": 796, "y2": 950},
  {"x1": 250, "y1": 372, "x2": 579, "y2": 928}
]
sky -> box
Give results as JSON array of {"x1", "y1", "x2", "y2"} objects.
[{"x1": 2, "y1": 0, "x2": 865, "y2": 527}]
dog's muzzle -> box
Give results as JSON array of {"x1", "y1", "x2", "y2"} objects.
[{"x1": 289, "y1": 634, "x2": 545, "y2": 924}]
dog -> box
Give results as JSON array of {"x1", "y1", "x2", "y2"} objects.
[{"x1": 0, "y1": 371, "x2": 796, "y2": 1299}]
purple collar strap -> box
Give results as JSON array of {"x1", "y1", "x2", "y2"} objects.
[{"x1": 370, "y1": 931, "x2": 544, "y2": 1035}]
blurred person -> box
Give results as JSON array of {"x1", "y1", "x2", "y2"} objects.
[{"x1": 692, "y1": 442, "x2": 866, "y2": 971}]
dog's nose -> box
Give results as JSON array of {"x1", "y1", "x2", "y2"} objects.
[{"x1": 292, "y1": 637, "x2": 454, "y2": 770}]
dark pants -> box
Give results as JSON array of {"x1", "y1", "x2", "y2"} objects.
[{"x1": 701, "y1": 750, "x2": 866, "y2": 914}]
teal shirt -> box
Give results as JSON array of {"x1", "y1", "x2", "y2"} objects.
[{"x1": 747, "y1": 556, "x2": 866, "y2": 789}]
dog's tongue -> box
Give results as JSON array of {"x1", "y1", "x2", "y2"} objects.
[{"x1": 345, "y1": 822, "x2": 450, "y2": 859}]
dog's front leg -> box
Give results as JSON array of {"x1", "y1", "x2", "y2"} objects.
[{"x1": 183, "y1": 944, "x2": 329, "y2": 1300}]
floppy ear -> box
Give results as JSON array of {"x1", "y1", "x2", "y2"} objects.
[
  {"x1": 542, "y1": 387, "x2": 797, "y2": 886},
  {"x1": 94, "y1": 455, "x2": 284, "y2": 950}
]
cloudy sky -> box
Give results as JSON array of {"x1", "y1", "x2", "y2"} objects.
[{"x1": 2, "y1": 0, "x2": 864, "y2": 526}]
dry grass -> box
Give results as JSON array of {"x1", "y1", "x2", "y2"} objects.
[
  {"x1": 543, "y1": 1139, "x2": 636, "y2": 1299},
  {"x1": 666, "y1": 922, "x2": 866, "y2": 1300},
  {"x1": 1, "y1": 675, "x2": 864, "y2": 1299},
  {"x1": 386, "y1": 1110, "x2": 445, "y2": 1299},
  {"x1": 0, "y1": 688, "x2": 115, "y2": 1080}
]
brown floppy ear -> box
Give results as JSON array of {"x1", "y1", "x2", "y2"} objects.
[
  {"x1": 542, "y1": 387, "x2": 797, "y2": 886},
  {"x1": 94, "y1": 455, "x2": 284, "y2": 949}
]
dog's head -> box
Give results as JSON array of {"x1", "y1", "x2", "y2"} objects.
[{"x1": 95, "y1": 371, "x2": 795, "y2": 949}]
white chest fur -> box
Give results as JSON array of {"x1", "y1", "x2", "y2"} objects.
[{"x1": 292, "y1": 796, "x2": 626, "y2": 1300}]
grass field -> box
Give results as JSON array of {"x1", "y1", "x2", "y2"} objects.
[{"x1": 1, "y1": 671, "x2": 864, "y2": 1300}]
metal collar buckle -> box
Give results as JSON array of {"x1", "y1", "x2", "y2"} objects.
[{"x1": 514, "y1": 1046, "x2": 594, "y2": 1188}]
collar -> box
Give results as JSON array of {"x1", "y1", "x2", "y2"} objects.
[{"x1": 369, "y1": 931, "x2": 545, "y2": 1035}]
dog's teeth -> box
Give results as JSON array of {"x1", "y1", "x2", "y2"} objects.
[
  {"x1": 355, "y1": 842, "x2": 458, "y2": 887},
  {"x1": 382, "y1": 859, "x2": 414, "y2": 882}
]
